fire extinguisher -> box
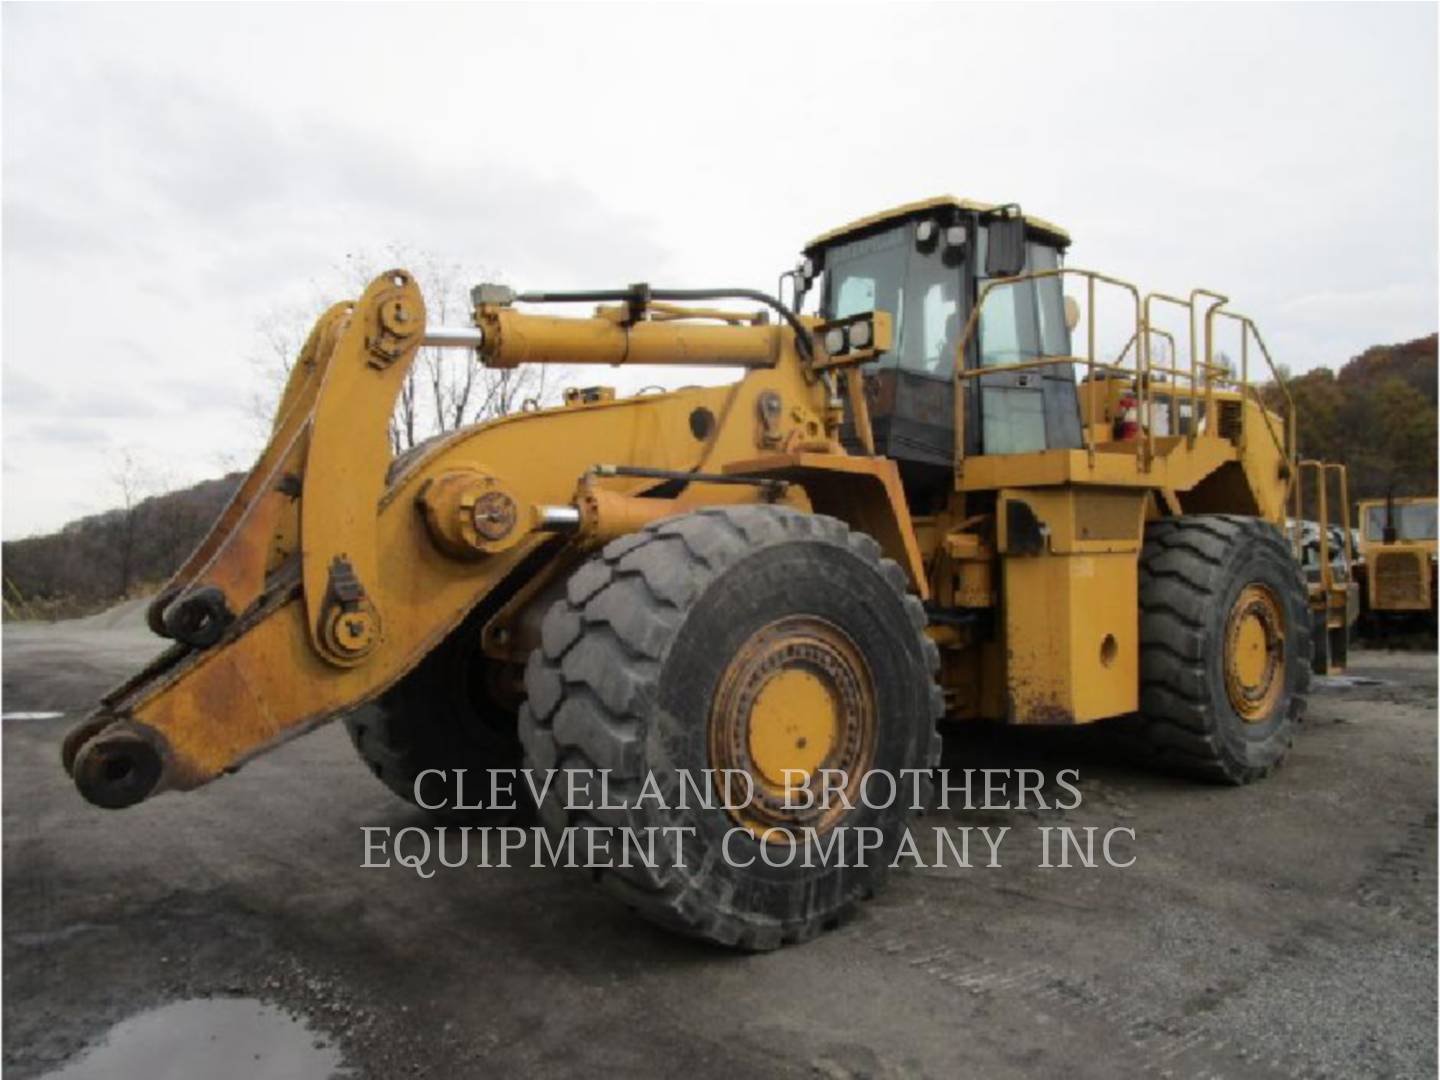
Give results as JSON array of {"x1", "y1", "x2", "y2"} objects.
[{"x1": 1114, "y1": 390, "x2": 1140, "y2": 440}]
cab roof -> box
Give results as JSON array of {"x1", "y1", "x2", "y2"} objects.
[{"x1": 804, "y1": 195, "x2": 1070, "y2": 253}]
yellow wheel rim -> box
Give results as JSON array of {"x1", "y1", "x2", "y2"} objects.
[
  {"x1": 1223, "y1": 583, "x2": 1286, "y2": 723},
  {"x1": 747, "y1": 668, "x2": 837, "y2": 785},
  {"x1": 709, "y1": 615, "x2": 876, "y2": 840}
]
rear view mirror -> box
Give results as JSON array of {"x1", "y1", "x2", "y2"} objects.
[
  {"x1": 1064, "y1": 296, "x2": 1080, "y2": 331},
  {"x1": 986, "y1": 216, "x2": 1026, "y2": 278}
]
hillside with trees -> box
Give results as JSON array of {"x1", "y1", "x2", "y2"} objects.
[
  {"x1": 4, "y1": 473, "x2": 243, "y2": 620},
  {"x1": 1268, "y1": 332, "x2": 1437, "y2": 505}
]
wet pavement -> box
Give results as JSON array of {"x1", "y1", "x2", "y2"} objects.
[{"x1": 39, "y1": 998, "x2": 344, "y2": 1080}]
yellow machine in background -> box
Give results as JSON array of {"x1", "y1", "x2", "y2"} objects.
[
  {"x1": 63, "y1": 197, "x2": 1347, "y2": 949},
  {"x1": 1355, "y1": 495, "x2": 1438, "y2": 628}
]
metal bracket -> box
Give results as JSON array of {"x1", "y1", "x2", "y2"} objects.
[
  {"x1": 623, "y1": 282, "x2": 652, "y2": 326},
  {"x1": 366, "y1": 275, "x2": 422, "y2": 368},
  {"x1": 317, "y1": 556, "x2": 379, "y2": 665}
]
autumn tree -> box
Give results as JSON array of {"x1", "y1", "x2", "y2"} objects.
[{"x1": 1260, "y1": 333, "x2": 1437, "y2": 506}]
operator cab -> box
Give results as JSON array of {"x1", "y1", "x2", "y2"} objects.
[{"x1": 797, "y1": 197, "x2": 1079, "y2": 509}]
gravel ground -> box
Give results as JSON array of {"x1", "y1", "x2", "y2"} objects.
[{"x1": 3, "y1": 611, "x2": 1435, "y2": 1079}]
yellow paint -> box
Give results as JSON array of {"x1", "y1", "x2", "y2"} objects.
[
  {"x1": 1355, "y1": 496, "x2": 1437, "y2": 614},
  {"x1": 746, "y1": 669, "x2": 837, "y2": 786},
  {"x1": 707, "y1": 615, "x2": 876, "y2": 839},
  {"x1": 997, "y1": 488, "x2": 1144, "y2": 725},
  {"x1": 1233, "y1": 616, "x2": 1269, "y2": 687},
  {"x1": 1223, "y1": 584, "x2": 1285, "y2": 723}
]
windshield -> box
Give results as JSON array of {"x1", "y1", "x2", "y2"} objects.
[
  {"x1": 1364, "y1": 502, "x2": 1437, "y2": 542},
  {"x1": 823, "y1": 224, "x2": 960, "y2": 378}
]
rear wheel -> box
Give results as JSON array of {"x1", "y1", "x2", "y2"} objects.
[
  {"x1": 343, "y1": 616, "x2": 521, "y2": 822},
  {"x1": 1136, "y1": 514, "x2": 1310, "y2": 784},
  {"x1": 518, "y1": 505, "x2": 943, "y2": 950}
]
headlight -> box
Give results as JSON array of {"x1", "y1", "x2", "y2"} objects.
[
  {"x1": 915, "y1": 220, "x2": 937, "y2": 247},
  {"x1": 849, "y1": 319, "x2": 872, "y2": 350},
  {"x1": 824, "y1": 326, "x2": 848, "y2": 356},
  {"x1": 944, "y1": 225, "x2": 968, "y2": 250}
]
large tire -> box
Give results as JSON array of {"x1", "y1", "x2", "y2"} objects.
[
  {"x1": 519, "y1": 505, "x2": 944, "y2": 950},
  {"x1": 1136, "y1": 514, "x2": 1311, "y2": 784},
  {"x1": 343, "y1": 615, "x2": 521, "y2": 821}
]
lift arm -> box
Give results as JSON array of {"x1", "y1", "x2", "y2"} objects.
[{"x1": 61, "y1": 273, "x2": 865, "y2": 809}]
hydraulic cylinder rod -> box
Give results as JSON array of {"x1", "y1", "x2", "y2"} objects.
[{"x1": 423, "y1": 327, "x2": 484, "y2": 347}]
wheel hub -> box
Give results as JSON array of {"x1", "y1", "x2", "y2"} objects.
[
  {"x1": 709, "y1": 615, "x2": 876, "y2": 838},
  {"x1": 1223, "y1": 583, "x2": 1286, "y2": 723}
]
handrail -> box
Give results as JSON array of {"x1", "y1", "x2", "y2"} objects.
[
  {"x1": 1212, "y1": 311, "x2": 1294, "y2": 473},
  {"x1": 1331, "y1": 462, "x2": 1353, "y2": 570},
  {"x1": 1294, "y1": 460, "x2": 1353, "y2": 597},
  {"x1": 1141, "y1": 290, "x2": 1230, "y2": 443},
  {"x1": 1295, "y1": 461, "x2": 1332, "y2": 593},
  {"x1": 952, "y1": 268, "x2": 1142, "y2": 472},
  {"x1": 1142, "y1": 292, "x2": 1193, "y2": 442},
  {"x1": 1191, "y1": 288, "x2": 1229, "y2": 445},
  {"x1": 1115, "y1": 326, "x2": 1176, "y2": 368},
  {"x1": 952, "y1": 267, "x2": 1297, "y2": 491}
]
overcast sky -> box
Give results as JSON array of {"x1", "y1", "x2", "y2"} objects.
[{"x1": 3, "y1": 3, "x2": 1436, "y2": 538}]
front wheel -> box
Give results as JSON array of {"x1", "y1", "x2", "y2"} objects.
[
  {"x1": 1136, "y1": 514, "x2": 1311, "y2": 784},
  {"x1": 518, "y1": 506, "x2": 943, "y2": 950}
]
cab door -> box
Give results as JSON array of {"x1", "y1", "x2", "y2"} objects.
[{"x1": 963, "y1": 228, "x2": 1082, "y2": 458}]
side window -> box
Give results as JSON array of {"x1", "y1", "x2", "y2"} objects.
[
  {"x1": 1365, "y1": 506, "x2": 1385, "y2": 541},
  {"x1": 1408, "y1": 504, "x2": 1437, "y2": 541},
  {"x1": 981, "y1": 386, "x2": 1047, "y2": 454},
  {"x1": 835, "y1": 275, "x2": 878, "y2": 319},
  {"x1": 918, "y1": 281, "x2": 959, "y2": 374},
  {"x1": 979, "y1": 284, "x2": 1023, "y2": 366},
  {"x1": 975, "y1": 230, "x2": 1066, "y2": 367},
  {"x1": 1030, "y1": 244, "x2": 1069, "y2": 357}
]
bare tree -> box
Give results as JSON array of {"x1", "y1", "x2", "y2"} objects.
[
  {"x1": 110, "y1": 450, "x2": 148, "y2": 598},
  {"x1": 251, "y1": 248, "x2": 570, "y2": 456}
]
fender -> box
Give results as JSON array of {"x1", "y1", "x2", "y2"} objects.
[{"x1": 723, "y1": 452, "x2": 929, "y2": 600}]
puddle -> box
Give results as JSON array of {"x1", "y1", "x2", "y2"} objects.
[
  {"x1": 1314, "y1": 675, "x2": 1385, "y2": 689},
  {"x1": 41, "y1": 998, "x2": 347, "y2": 1080},
  {"x1": 2, "y1": 711, "x2": 64, "y2": 720}
]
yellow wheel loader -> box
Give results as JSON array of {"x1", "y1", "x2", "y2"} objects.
[
  {"x1": 1354, "y1": 495, "x2": 1438, "y2": 635},
  {"x1": 63, "y1": 197, "x2": 1349, "y2": 949}
]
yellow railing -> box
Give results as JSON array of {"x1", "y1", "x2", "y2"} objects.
[
  {"x1": 1115, "y1": 326, "x2": 1175, "y2": 369},
  {"x1": 951, "y1": 268, "x2": 1141, "y2": 470},
  {"x1": 1213, "y1": 311, "x2": 1295, "y2": 468},
  {"x1": 1293, "y1": 461, "x2": 1352, "y2": 596},
  {"x1": 950, "y1": 267, "x2": 1294, "y2": 477}
]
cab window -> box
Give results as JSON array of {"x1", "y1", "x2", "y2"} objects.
[
  {"x1": 1365, "y1": 503, "x2": 1438, "y2": 541},
  {"x1": 823, "y1": 223, "x2": 961, "y2": 379},
  {"x1": 974, "y1": 231, "x2": 1069, "y2": 367}
]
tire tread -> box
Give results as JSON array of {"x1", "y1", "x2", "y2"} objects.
[{"x1": 519, "y1": 504, "x2": 944, "y2": 949}]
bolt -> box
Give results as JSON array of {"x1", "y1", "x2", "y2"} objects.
[{"x1": 328, "y1": 607, "x2": 376, "y2": 656}]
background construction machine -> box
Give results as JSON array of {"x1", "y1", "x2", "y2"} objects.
[
  {"x1": 1354, "y1": 495, "x2": 1438, "y2": 634},
  {"x1": 62, "y1": 197, "x2": 1348, "y2": 948}
]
